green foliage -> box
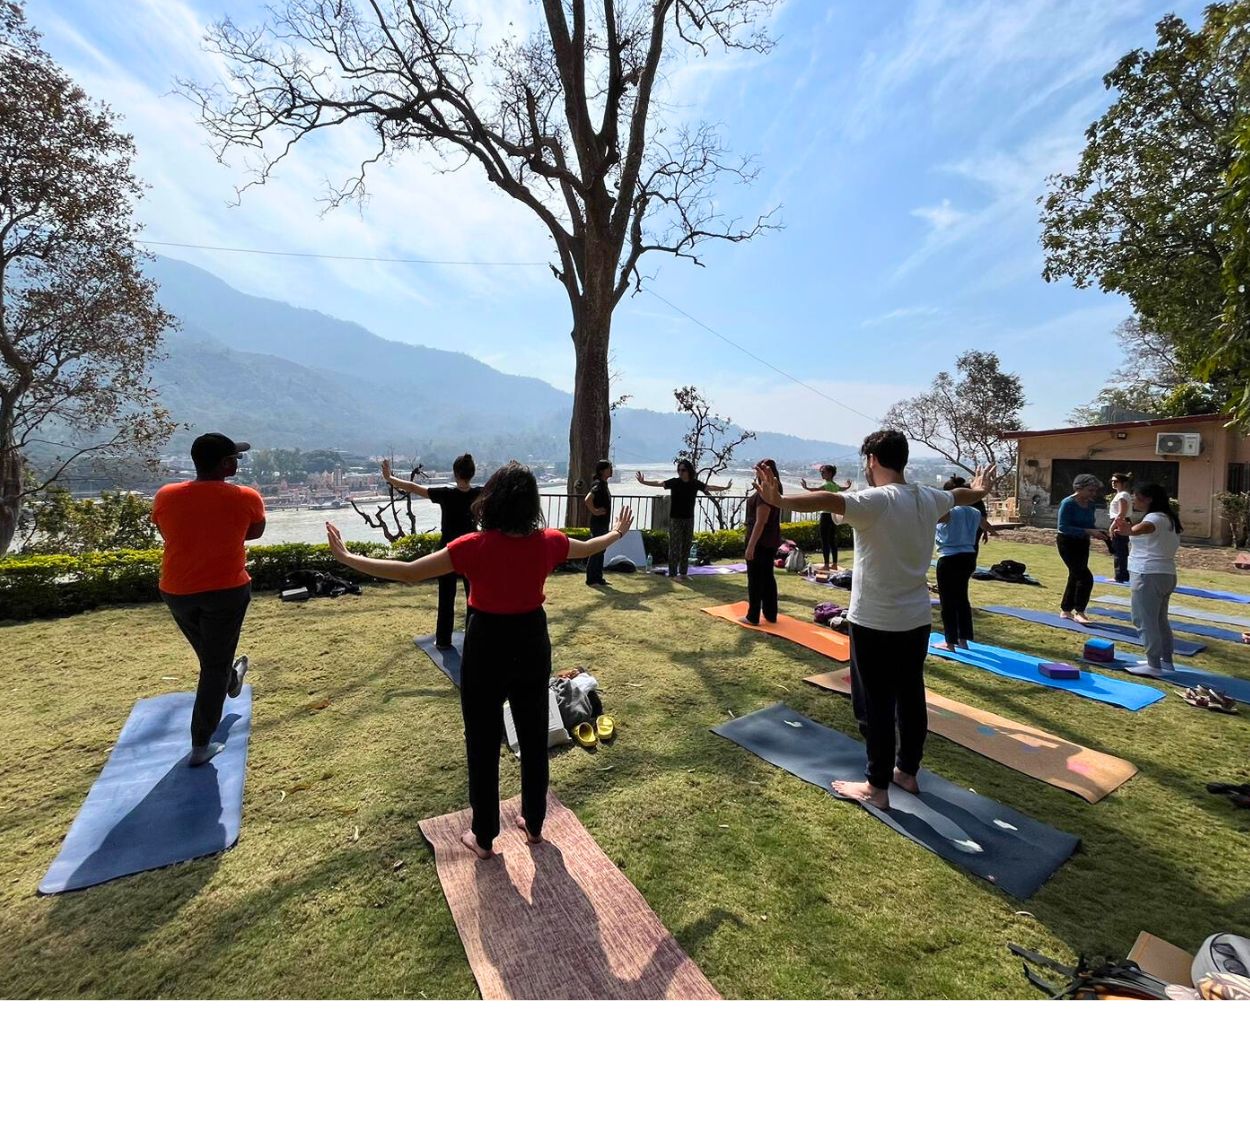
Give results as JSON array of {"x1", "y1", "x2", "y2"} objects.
[
  {"x1": 1215, "y1": 491, "x2": 1250, "y2": 547},
  {"x1": 23, "y1": 489, "x2": 159, "y2": 555},
  {"x1": 1208, "y1": 84, "x2": 1250, "y2": 424},
  {"x1": 1041, "y1": 4, "x2": 1250, "y2": 391}
]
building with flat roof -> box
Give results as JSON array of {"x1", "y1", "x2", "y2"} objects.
[{"x1": 1002, "y1": 413, "x2": 1249, "y2": 542}]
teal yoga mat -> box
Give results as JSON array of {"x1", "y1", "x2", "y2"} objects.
[
  {"x1": 928, "y1": 636, "x2": 1164, "y2": 710},
  {"x1": 978, "y1": 605, "x2": 1205, "y2": 656},
  {"x1": 711, "y1": 704, "x2": 1079, "y2": 899},
  {"x1": 1100, "y1": 657, "x2": 1250, "y2": 703},
  {"x1": 40, "y1": 689, "x2": 252, "y2": 894}
]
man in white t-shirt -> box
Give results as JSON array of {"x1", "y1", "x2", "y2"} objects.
[{"x1": 754, "y1": 431, "x2": 994, "y2": 808}]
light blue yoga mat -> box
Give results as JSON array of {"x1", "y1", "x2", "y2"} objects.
[
  {"x1": 928, "y1": 636, "x2": 1164, "y2": 711},
  {"x1": 40, "y1": 689, "x2": 252, "y2": 894},
  {"x1": 1085, "y1": 605, "x2": 1248, "y2": 645},
  {"x1": 1093, "y1": 594, "x2": 1250, "y2": 628},
  {"x1": 1100, "y1": 657, "x2": 1250, "y2": 704},
  {"x1": 979, "y1": 605, "x2": 1206, "y2": 656},
  {"x1": 1094, "y1": 575, "x2": 1250, "y2": 605},
  {"x1": 414, "y1": 631, "x2": 464, "y2": 686}
]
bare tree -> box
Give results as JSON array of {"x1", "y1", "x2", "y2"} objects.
[
  {"x1": 349, "y1": 462, "x2": 427, "y2": 542},
  {"x1": 180, "y1": 0, "x2": 779, "y2": 524},
  {"x1": 674, "y1": 384, "x2": 752, "y2": 527},
  {"x1": 0, "y1": 2, "x2": 175, "y2": 555},
  {"x1": 885, "y1": 350, "x2": 1024, "y2": 485}
]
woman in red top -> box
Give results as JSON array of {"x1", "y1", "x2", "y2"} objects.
[{"x1": 327, "y1": 462, "x2": 633, "y2": 860}]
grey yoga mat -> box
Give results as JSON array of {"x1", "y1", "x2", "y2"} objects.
[
  {"x1": 1084, "y1": 605, "x2": 1248, "y2": 645},
  {"x1": 40, "y1": 689, "x2": 252, "y2": 894},
  {"x1": 711, "y1": 705, "x2": 1079, "y2": 899},
  {"x1": 414, "y1": 631, "x2": 465, "y2": 686},
  {"x1": 979, "y1": 605, "x2": 1206, "y2": 656}
]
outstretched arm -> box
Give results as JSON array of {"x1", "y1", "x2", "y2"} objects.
[
  {"x1": 951, "y1": 464, "x2": 998, "y2": 506},
  {"x1": 567, "y1": 507, "x2": 635, "y2": 557},
  {"x1": 325, "y1": 522, "x2": 452, "y2": 582},
  {"x1": 704, "y1": 479, "x2": 733, "y2": 492},
  {"x1": 382, "y1": 458, "x2": 429, "y2": 499},
  {"x1": 754, "y1": 464, "x2": 844, "y2": 513},
  {"x1": 634, "y1": 471, "x2": 665, "y2": 488}
]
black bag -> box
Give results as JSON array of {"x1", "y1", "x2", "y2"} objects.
[
  {"x1": 1008, "y1": 944, "x2": 1171, "y2": 1000},
  {"x1": 280, "y1": 569, "x2": 361, "y2": 599},
  {"x1": 991, "y1": 559, "x2": 1028, "y2": 582}
]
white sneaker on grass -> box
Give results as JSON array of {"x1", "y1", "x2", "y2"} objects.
[{"x1": 228, "y1": 655, "x2": 249, "y2": 698}]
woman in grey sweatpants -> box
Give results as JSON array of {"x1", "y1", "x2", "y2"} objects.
[{"x1": 1113, "y1": 483, "x2": 1182, "y2": 677}]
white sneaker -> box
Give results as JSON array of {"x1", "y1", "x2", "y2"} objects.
[
  {"x1": 188, "y1": 742, "x2": 225, "y2": 766},
  {"x1": 228, "y1": 655, "x2": 249, "y2": 698}
]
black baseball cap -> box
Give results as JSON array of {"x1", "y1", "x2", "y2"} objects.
[{"x1": 191, "y1": 432, "x2": 251, "y2": 469}]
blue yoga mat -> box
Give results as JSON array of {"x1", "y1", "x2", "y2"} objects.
[
  {"x1": 979, "y1": 605, "x2": 1205, "y2": 656},
  {"x1": 1101, "y1": 657, "x2": 1250, "y2": 703},
  {"x1": 928, "y1": 635, "x2": 1164, "y2": 711},
  {"x1": 1085, "y1": 606, "x2": 1248, "y2": 645},
  {"x1": 1095, "y1": 575, "x2": 1250, "y2": 605},
  {"x1": 711, "y1": 704, "x2": 1079, "y2": 899},
  {"x1": 414, "y1": 631, "x2": 464, "y2": 686},
  {"x1": 1093, "y1": 594, "x2": 1250, "y2": 628},
  {"x1": 40, "y1": 689, "x2": 252, "y2": 894}
]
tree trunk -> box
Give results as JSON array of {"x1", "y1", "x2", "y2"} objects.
[
  {"x1": 565, "y1": 305, "x2": 613, "y2": 528},
  {"x1": 0, "y1": 439, "x2": 22, "y2": 556}
]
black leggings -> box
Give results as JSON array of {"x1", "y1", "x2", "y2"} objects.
[
  {"x1": 1056, "y1": 534, "x2": 1093, "y2": 613},
  {"x1": 436, "y1": 571, "x2": 471, "y2": 646},
  {"x1": 746, "y1": 546, "x2": 779, "y2": 621},
  {"x1": 849, "y1": 622, "x2": 932, "y2": 790},
  {"x1": 459, "y1": 608, "x2": 552, "y2": 850},
  {"x1": 819, "y1": 513, "x2": 838, "y2": 567},
  {"x1": 936, "y1": 552, "x2": 976, "y2": 646}
]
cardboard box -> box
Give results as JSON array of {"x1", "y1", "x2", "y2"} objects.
[{"x1": 1129, "y1": 931, "x2": 1195, "y2": 986}]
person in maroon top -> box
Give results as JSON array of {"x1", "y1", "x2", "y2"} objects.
[{"x1": 326, "y1": 462, "x2": 634, "y2": 859}]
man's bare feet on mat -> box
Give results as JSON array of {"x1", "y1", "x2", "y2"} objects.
[
  {"x1": 893, "y1": 768, "x2": 920, "y2": 795},
  {"x1": 460, "y1": 830, "x2": 493, "y2": 860},
  {"x1": 934, "y1": 641, "x2": 955, "y2": 652},
  {"x1": 514, "y1": 815, "x2": 543, "y2": 845},
  {"x1": 831, "y1": 779, "x2": 890, "y2": 808}
]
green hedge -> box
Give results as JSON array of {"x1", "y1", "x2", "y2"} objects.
[{"x1": 0, "y1": 521, "x2": 852, "y2": 621}]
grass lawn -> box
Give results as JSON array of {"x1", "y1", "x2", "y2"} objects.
[{"x1": 2, "y1": 538, "x2": 1249, "y2": 999}]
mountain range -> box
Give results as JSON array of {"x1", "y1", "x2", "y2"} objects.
[{"x1": 149, "y1": 256, "x2": 859, "y2": 465}]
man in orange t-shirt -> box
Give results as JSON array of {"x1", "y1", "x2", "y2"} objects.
[{"x1": 152, "y1": 433, "x2": 266, "y2": 764}]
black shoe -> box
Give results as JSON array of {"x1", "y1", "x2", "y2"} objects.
[
  {"x1": 228, "y1": 655, "x2": 248, "y2": 698},
  {"x1": 435, "y1": 641, "x2": 453, "y2": 650}
]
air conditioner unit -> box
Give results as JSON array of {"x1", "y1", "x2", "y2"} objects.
[{"x1": 1156, "y1": 432, "x2": 1202, "y2": 456}]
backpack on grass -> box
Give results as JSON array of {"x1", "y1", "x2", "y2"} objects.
[{"x1": 1008, "y1": 944, "x2": 1171, "y2": 1000}]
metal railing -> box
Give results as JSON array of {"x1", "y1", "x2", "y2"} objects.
[{"x1": 540, "y1": 493, "x2": 812, "y2": 531}]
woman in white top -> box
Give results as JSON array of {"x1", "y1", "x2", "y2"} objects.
[
  {"x1": 1111, "y1": 483, "x2": 1181, "y2": 676},
  {"x1": 1108, "y1": 472, "x2": 1133, "y2": 583}
]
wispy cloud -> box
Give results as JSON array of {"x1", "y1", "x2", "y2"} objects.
[
  {"x1": 910, "y1": 200, "x2": 965, "y2": 232},
  {"x1": 861, "y1": 305, "x2": 943, "y2": 328}
]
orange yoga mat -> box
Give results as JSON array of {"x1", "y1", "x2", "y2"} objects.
[
  {"x1": 804, "y1": 669, "x2": 1137, "y2": 803},
  {"x1": 702, "y1": 602, "x2": 850, "y2": 662},
  {"x1": 420, "y1": 794, "x2": 721, "y2": 1000}
]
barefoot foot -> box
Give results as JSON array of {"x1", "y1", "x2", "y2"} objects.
[
  {"x1": 460, "y1": 829, "x2": 493, "y2": 860},
  {"x1": 934, "y1": 641, "x2": 955, "y2": 652},
  {"x1": 831, "y1": 779, "x2": 890, "y2": 808},
  {"x1": 514, "y1": 815, "x2": 543, "y2": 845},
  {"x1": 892, "y1": 768, "x2": 920, "y2": 795}
]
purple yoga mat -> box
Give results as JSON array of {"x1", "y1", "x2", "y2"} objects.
[{"x1": 650, "y1": 563, "x2": 748, "y2": 576}]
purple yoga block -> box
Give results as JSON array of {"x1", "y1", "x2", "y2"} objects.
[{"x1": 1039, "y1": 662, "x2": 1081, "y2": 680}]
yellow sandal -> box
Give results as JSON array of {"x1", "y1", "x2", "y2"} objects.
[
  {"x1": 595, "y1": 715, "x2": 615, "y2": 742},
  {"x1": 573, "y1": 722, "x2": 598, "y2": 748}
]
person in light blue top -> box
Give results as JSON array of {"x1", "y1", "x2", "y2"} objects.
[
  {"x1": 1055, "y1": 474, "x2": 1106, "y2": 622},
  {"x1": 934, "y1": 483, "x2": 982, "y2": 650}
]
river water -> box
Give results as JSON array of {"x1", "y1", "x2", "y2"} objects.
[{"x1": 250, "y1": 464, "x2": 825, "y2": 546}]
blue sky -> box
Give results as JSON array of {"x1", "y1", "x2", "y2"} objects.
[{"x1": 28, "y1": 0, "x2": 1210, "y2": 441}]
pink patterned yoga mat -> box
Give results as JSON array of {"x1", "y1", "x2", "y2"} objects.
[{"x1": 420, "y1": 794, "x2": 721, "y2": 1000}]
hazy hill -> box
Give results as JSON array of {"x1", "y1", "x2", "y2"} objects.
[{"x1": 149, "y1": 256, "x2": 859, "y2": 463}]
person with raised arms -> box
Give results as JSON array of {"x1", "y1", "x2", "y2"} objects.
[
  {"x1": 152, "y1": 432, "x2": 265, "y2": 765},
  {"x1": 382, "y1": 453, "x2": 481, "y2": 649},
  {"x1": 635, "y1": 460, "x2": 732, "y2": 579},
  {"x1": 327, "y1": 462, "x2": 634, "y2": 859},
  {"x1": 1112, "y1": 482, "x2": 1182, "y2": 677},
  {"x1": 754, "y1": 431, "x2": 994, "y2": 809},
  {"x1": 801, "y1": 464, "x2": 853, "y2": 571}
]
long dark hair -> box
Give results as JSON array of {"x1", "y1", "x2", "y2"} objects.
[
  {"x1": 472, "y1": 462, "x2": 545, "y2": 534},
  {"x1": 1136, "y1": 482, "x2": 1182, "y2": 534},
  {"x1": 755, "y1": 458, "x2": 783, "y2": 494},
  {"x1": 676, "y1": 457, "x2": 696, "y2": 479}
]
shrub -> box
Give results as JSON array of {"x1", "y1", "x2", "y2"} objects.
[{"x1": 22, "y1": 489, "x2": 159, "y2": 555}]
